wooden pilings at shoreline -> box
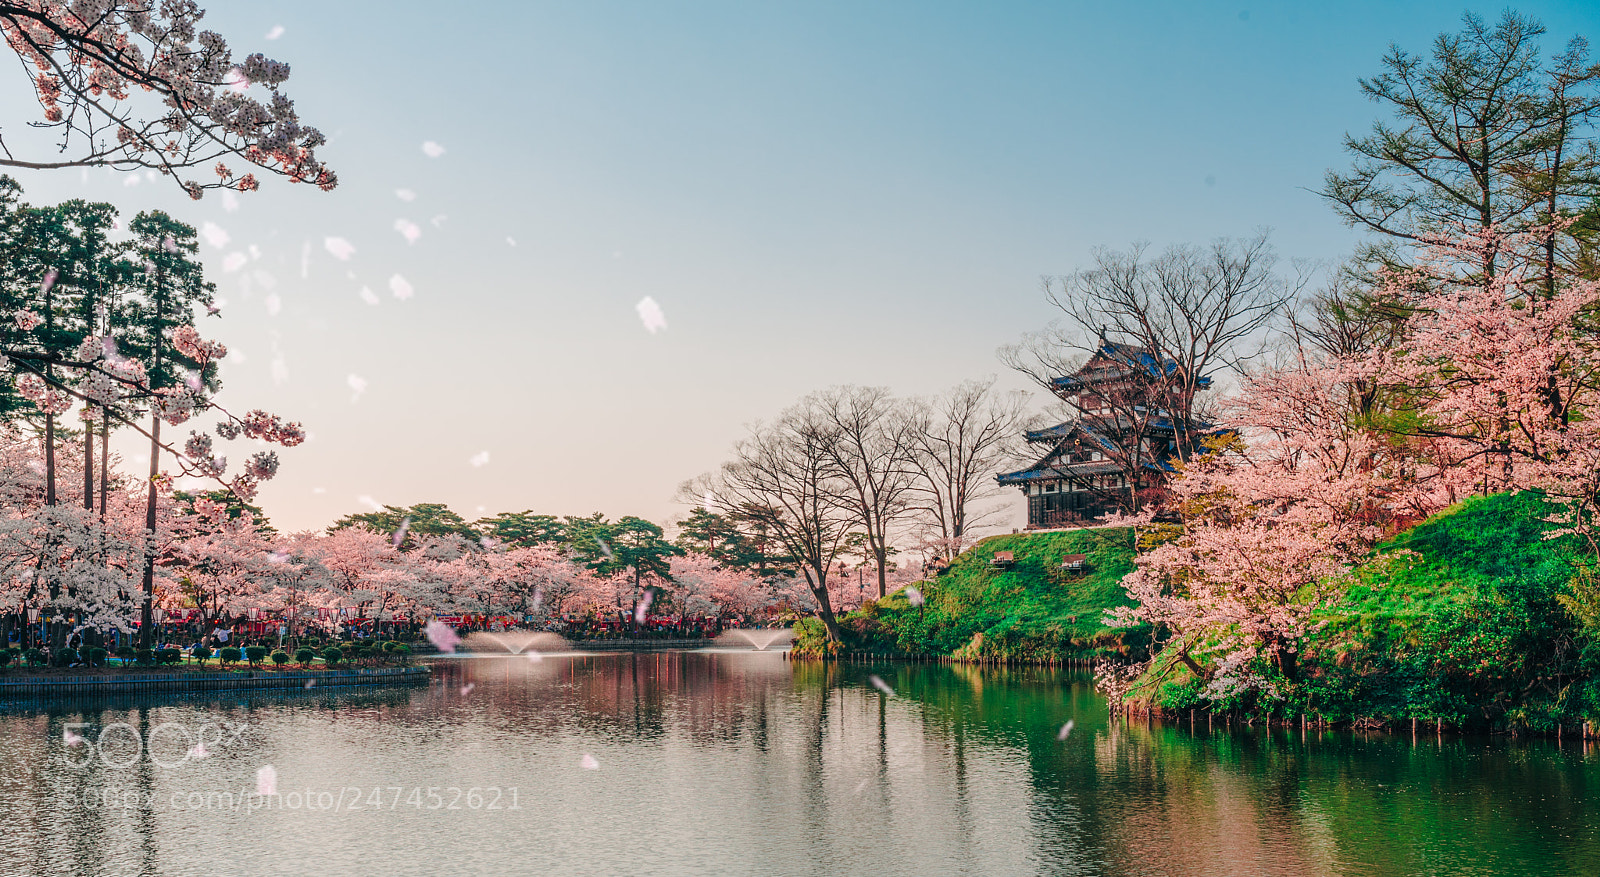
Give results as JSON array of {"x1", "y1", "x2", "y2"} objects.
[
  {"x1": 0, "y1": 666, "x2": 429, "y2": 699},
  {"x1": 781, "y1": 651, "x2": 1102, "y2": 669},
  {"x1": 1106, "y1": 701, "x2": 1600, "y2": 742}
]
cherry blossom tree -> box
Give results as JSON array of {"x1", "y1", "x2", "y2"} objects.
[{"x1": 1, "y1": 1, "x2": 336, "y2": 196}]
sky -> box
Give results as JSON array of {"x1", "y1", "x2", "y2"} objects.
[{"x1": 4, "y1": 0, "x2": 1598, "y2": 535}]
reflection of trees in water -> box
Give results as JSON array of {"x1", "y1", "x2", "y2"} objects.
[{"x1": 7, "y1": 658, "x2": 1600, "y2": 875}]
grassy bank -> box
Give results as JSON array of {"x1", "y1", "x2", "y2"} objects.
[
  {"x1": 793, "y1": 527, "x2": 1148, "y2": 663},
  {"x1": 1136, "y1": 491, "x2": 1599, "y2": 734},
  {"x1": 796, "y1": 492, "x2": 1600, "y2": 735}
]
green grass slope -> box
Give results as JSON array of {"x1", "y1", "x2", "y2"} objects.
[
  {"x1": 1143, "y1": 491, "x2": 1595, "y2": 731},
  {"x1": 795, "y1": 527, "x2": 1145, "y2": 662}
]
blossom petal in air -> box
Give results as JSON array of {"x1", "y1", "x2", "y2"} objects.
[
  {"x1": 425, "y1": 619, "x2": 462, "y2": 653},
  {"x1": 470, "y1": 451, "x2": 490, "y2": 468},
  {"x1": 906, "y1": 587, "x2": 924, "y2": 607},
  {"x1": 389, "y1": 275, "x2": 413, "y2": 300},
  {"x1": 256, "y1": 765, "x2": 278, "y2": 796},
  {"x1": 394, "y1": 219, "x2": 421, "y2": 244},
  {"x1": 580, "y1": 753, "x2": 599, "y2": 770},
  {"x1": 347, "y1": 374, "x2": 368, "y2": 402},
  {"x1": 358, "y1": 286, "x2": 379, "y2": 306},
  {"x1": 1057, "y1": 720, "x2": 1075, "y2": 741},
  {"x1": 460, "y1": 683, "x2": 474, "y2": 696},
  {"x1": 201, "y1": 222, "x2": 230, "y2": 248},
  {"x1": 868, "y1": 675, "x2": 895, "y2": 697},
  {"x1": 392, "y1": 516, "x2": 411, "y2": 549},
  {"x1": 324, "y1": 237, "x2": 356, "y2": 261},
  {"x1": 421, "y1": 141, "x2": 446, "y2": 158},
  {"x1": 265, "y1": 25, "x2": 284, "y2": 39},
  {"x1": 636, "y1": 297, "x2": 667, "y2": 334},
  {"x1": 222, "y1": 252, "x2": 248, "y2": 273}
]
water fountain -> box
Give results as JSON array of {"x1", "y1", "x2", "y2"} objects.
[
  {"x1": 460, "y1": 630, "x2": 572, "y2": 655},
  {"x1": 715, "y1": 628, "x2": 794, "y2": 651}
]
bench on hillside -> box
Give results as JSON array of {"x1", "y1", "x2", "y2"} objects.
[
  {"x1": 1061, "y1": 554, "x2": 1087, "y2": 573},
  {"x1": 990, "y1": 551, "x2": 1015, "y2": 569}
]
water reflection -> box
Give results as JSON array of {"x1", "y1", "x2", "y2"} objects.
[{"x1": 0, "y1": 653, "x2": 1595, "y2": 876}]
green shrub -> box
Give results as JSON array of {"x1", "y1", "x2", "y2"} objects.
[
  {"x1": 390, "y1": 643, "x2": 411, "y2": 663},
  {"x1": 135, "y1": 648, "x2": 154, "y2": 666},
  {"x1": 295, "y1": 647, "x2": 316, "y2": 668},
  {"x1": 192, "y1": 645, "x2": 213, "y2": 667},
  {"x1": 87, "y1": 647, "x2": 108, "y2": 667},
  {"x1": 321, "y1": 646, "x2": 343, "y2": 667},
  {"x1": 271, "y1": 649, "x2": 290, "y2": 667},
  {"x1": 0, "y1": 649, "x2": 12, "y2": 669},
  {"x1": 24, "y1": 648, "x2": 44, "y2": 668},
  {"x1": 157, "y1": 648, "x2": 182, "y2": 665},
  {"x1": 218, "y1": 646, "x2": 242, "y2": 666},
  {"x1": 114, "y1": 646, "x2": 135, "y2": 664},
  {"x1": 55, "y1": 647, "x2": 80, "y2": 667},
  {"x1": 244, "y1": 645, "x2": 268, "y2": 667}
]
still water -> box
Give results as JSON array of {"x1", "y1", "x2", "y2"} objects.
[{"x1": 0, "y1": 651, "x2": 1595, "y2": 876}]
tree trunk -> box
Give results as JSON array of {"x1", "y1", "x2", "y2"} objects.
[
  {"x1": 44, "y1": 413, "x2": 56, "y2": 506},
  {"x1": 99, "y1": 418, "x2": 109, "y2": 515},
  {"x1": 83, "y1": 414, "x2": 94, "y2": 511},
  {"x1": 874, "y1": 543, "x2": 888, "y2": 598},
  {"x1": 137, "y1": 415, "x2": 161, "y2": 649}
]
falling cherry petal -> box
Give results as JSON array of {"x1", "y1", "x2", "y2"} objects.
[
  {"x1": 395, "y1": 188, "x2": 417, "y2": 201},
  {"x1": 394, "y1": 218, "x2": 421, "y2": 244},
  {"x1": 460, "y1": 683, "x2": 474, "y2": 696},
  {"x1": 421, "y1": 141, "x2": 446, "y2": 158},
  {"x1": 425, "y1": 619, "x2": 462, "y2": 653},
  {"x1": 347, "y1": 374, "x2": 368, "y2": 402},
  {"x1": 256, "y1": 765, "x2": 278, "y2": 796},
  {"x1": 265, "y1": 25, "x2": 284, "y2": 39},
  {"x1": 323, "y1": 237, "x2": 356, "y2": 261},
  {"x1": 469, "y1": 451, "x2": 490, "y2": 468},
  {"x1": 392, "y1": 516, "x2": 411, "y2": 549},
  {"x1": 389, "y1": 275, "x2": 413, "y2": 300},
  {"x1": 868, "y1": 675, "x2": 895, "y2": 697},
  {"x1": 580, "y1": 753, "x2": 599, "y2": 770},
  {"x1": 636, "y1": 297, "x2": 667, "y2": 334},
  {"x1": 63, "y1": 729, "x2": 87, "y2": 747},
  {"x1": 200, "y1": 221, "x2": 230, "y2": 248},
  {"x1": 1057, "y1": 720, "x2": 1075, "y2": 740},
  {"x1": 526, "y1": 650, "x2": 543, "y2": 663}
]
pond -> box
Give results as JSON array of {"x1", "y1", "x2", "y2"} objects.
[{"x1": 0, "y1": 651, "x2": 1595, "y2": 876}]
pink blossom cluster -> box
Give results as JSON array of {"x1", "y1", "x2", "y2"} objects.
[
  {"x1": 238, "y1": 410, "x2": 306, "y2": 446},
  {"x1": 1, "y1": 1, "x2": 336, "y2": 196},
  {"x1": 170, "y1": 325, "x2": 227, "y2": 363}
]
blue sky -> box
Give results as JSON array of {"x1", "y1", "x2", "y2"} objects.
[{"x1": 7, "y1": 0, "x2": 1599, "y2": 534}]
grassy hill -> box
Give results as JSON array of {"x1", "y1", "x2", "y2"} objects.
[
  {"x1": 1139, "y1": 491, "x2": 1595, "y2": 731},
  {"x1": 794, "y1": 527, "x2": 1146, "y2": 662},
  {"x1": 797, "y1": 492, "x2": 1600, "y2": 733}
]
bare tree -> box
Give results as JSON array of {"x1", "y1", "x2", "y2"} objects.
[
  {"x1": 905, "y1": 378, "x2": 1030, "y2": 562},
  {"x1": 1000, "y1": 233, "x2": 1296, "y2": 512},
  {"x1": 811, "y1": 386, "x2": 918, "y2": 599},
  {"x1": 684, "y1": 402, "x2": 853, "y2": 641}
]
